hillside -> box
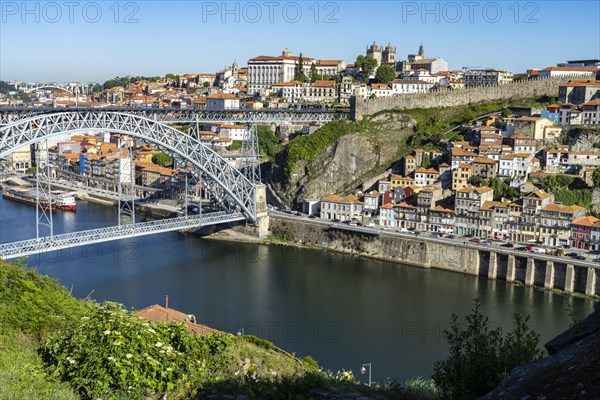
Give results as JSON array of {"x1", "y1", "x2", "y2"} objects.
[
  {"x1": 266, "y1": 100, "x2": 512, "y2": 205},
  {"x1": 0, "y1": 259, "x2": 442, "y2": 400}
]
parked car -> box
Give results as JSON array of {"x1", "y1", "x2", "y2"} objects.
[
  {"x1": 342, "y1": 220, "x2": 351, "y2": 225},
  {"x1": 431, "y1": 232, "x2": 442, "y2": 238},
  {"x1": 525, "y1": 246, "x2": 534, "y2": 251},
  {"x1": 533, "y1": 247, "x2": 546, "y2": 254},
  {"x1": 308, "y1": 214, "x2": 316, "y2": 219},
  {"x1": 575, "y1": 255, "x2": 586, "y2": 260},
  {"x1": 446, "y1": 234, "x2": 455, "y2": 239},
  {"x1": 593, "y1": 258, "x2": 600, "y2": 263},
  {"x1": 566, "y1": 252, "x2": 578, "y2": 258},
  {"x1": 398, "y1": 228, "x2": 410, "y2": 233},
  {"x1": 469, "y1": 238, "x2": 481, "y2": 243},
  {"x1": 501, "y1": 243, "x2": 515, "y2": 248}
]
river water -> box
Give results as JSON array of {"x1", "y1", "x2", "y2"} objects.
[{"x1": 0, "y1": 196, "x2": 595, "y2": 384}]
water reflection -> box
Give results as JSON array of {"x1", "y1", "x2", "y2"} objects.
[{"x1": 0, "y1": 196, "x2": 596, "y2": 383}]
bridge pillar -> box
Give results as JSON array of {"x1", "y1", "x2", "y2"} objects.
[
  {"x1": 488, "y1": 251, "x2": 498, "y2": 279},
  {"x1": 585, "y1": 268, "x2": 597, "y2": 296},
  {"x1": 545, "y1": 261, "x2": 555, "y2": 289},
  {"x1": 252, "y1": 183, "x2": 270, "y2": 237},
  {"x1": 506, "y1": 254, "x2": 516, "y2": 283},
  {"x1": 564, "y1": 264, "x2": 575, "y2": 293},
  {"x1": 525, "y1": 257, "x2": 535, "y2": 286}
]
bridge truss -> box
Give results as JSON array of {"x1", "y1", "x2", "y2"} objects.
[
  {"x1": 0, "y1": 111, "x2": 256, "y2": 220},
  {"x1": 0, "y1": 212, "x2": 245, "y2": 259},
  {"x1": 0, "y1": 107, "x2": 349, "y2": 126}
]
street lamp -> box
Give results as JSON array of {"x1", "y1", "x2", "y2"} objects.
[
  {"x1": 237, "y1": 328, "x2": 244, "y2": 336},
  {"x1": 360, "y1": 363, "x2": 372, "y2": 387}
]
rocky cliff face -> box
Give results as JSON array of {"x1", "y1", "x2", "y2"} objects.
[
  {"x1": 563, "y1": 126, "x2": 600, "y2": 151},
  {"x1": 268, "y1": 113, "x2": 416, "y2": 205},
  {"x1": 480, "y1": 303, "x2": 600, "y2": 399}
]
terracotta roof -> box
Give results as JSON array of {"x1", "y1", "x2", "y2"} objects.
[
  {"x1": 321, "y1": 194, "x2": 361, "y2": 203},
  {"x1": 572, "y1": 216, "x2": 599, "y2": 227},
  {"x1": 249, "y1": 55, "x2": 314, "y2": 62},
  {"x1": 542, "y1": 203, "x2": 585, "y2": 213},
  {"x1": 395, "y1": 202, "x2": 416, "y2": 209},
  {"x1": 528, "y1": 189, "x2": 552, "y2": 200},
  {"x1": 432, "y1": 205, "x2": 454, "y2": 213},
  {"x1": 272, "y1": 80, "x2": 303, "y2": 87},
  {"x1": 509, "y1": 133, "x2": 531, "y2": 139},
  {"x1": 313, "y1": 80, "x2": 336, "y2": 87},
  {"x1": 458, "y1": 163, "x2": 472, "y2": 169},
  {"x1": 414, "y1": 167, "x2": 439, "y2": 174},
  {"x1": 136, "y1": 304, "x2": 222, "y2": 335},
  {"x1": 315, "y1": 59, "x2": 342, "y2": 66},
  {"x1": 206, "y1": 93, "x2": 238, "y2": 99},
  {"x1": 220, "y1": 124, "x2": 245, "y2": 129},
  {"x1": 452, "y1": 148, "x2": 476, "y2": 157},
  {"x1": 481, "y1": 200, "x2": 499, "y2": 211},
  {"x1": 473, "y1": 157, "x2": 497, "y2": 165},
  {"x1": 542, "y1": 67, "x2": 599, "y2": 72}
]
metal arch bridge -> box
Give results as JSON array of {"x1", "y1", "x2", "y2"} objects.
[
  {"x1": 0, "y1": 212, "x2": 245, "y2": 260},
  {"x1": 20, "y1": 85, "x2": 75, "y2": 94},
  {"x1": 0, "y1": 107, "x2": 349, "y2": 125},
  {"x1": 0, "y1": 111, "x2": 258, "y2": 258}
]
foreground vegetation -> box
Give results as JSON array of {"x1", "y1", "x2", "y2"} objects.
[{"x1": 0, "y1": 259, "x2": 549, "y2": 399}]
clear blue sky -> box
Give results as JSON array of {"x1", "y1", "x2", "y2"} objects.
[{"x1": 1, "y1": 0, "x2": 599, "y2": 83}]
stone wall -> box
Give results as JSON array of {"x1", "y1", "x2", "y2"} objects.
[
  {"x1": 351, "y1": 75, "x2": 587, "y2": 120},
  {"x1": 270, "y1": 215, "x2": 480, "y2": 275},
  {"x1": 270, "y1": 215, "x2": 600, "y2": 296}
]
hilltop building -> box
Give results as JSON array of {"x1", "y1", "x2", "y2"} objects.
[{"x1": 396, "y1": 44, "x2": 448, "y2": 75}]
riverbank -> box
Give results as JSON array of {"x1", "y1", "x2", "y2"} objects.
[{"x1": 202, "y1": 214, "x2": 600, "y2": 300}]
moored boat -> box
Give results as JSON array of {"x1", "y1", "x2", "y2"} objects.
[{"x1": 2, "y1": 188, "x2": 77, "y2": 212}]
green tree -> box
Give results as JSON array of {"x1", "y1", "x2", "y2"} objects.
[
  {"x1": 421, "y1": 153, "x2": 431, "y2": 168},
  {"x1": 469, "y1": 176, "x2": 487, "y2": 187},
  {"x1": 310, "y1": 63, "x2": 319, "y2": 82},
  {"x1": 433, "y1": 298, "x2": 543, "y2": 400},
  {"x1": 294, "y1": 53, "x2": 307, "y2": 82},
  {"x1": 165, "y1": 73, "x2": 177, "y2": 80},
  {"x1": 542, "y1": 175, "x2": 574, "y2": 190},
  {"x1": 152, "y1": 152, "x2": 173, "y2": 167},
  {"x1": 355, "y1": 55, "x2": 378, "y2": 81},
  {"x1": 501, "y1": 108, "x2": 513, "y2": 117},
  {"x1": 592, "y1": 168, "x2": 600, "y2": 187},
  {"x1": 375, "y1": 64, "x2": 396, "y2": 83}
]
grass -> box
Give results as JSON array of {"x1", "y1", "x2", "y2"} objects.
[{"x1": 0, "y1": 330, "x2": 79, "y2": 400}]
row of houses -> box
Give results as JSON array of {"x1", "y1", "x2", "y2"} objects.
[{"x1": 319, "y1": 187, "x2": 600, "y2": 250}]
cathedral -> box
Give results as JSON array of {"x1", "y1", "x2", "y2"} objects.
[{"x1": 366, "y1": 42, "x2": 397, "y2": 67}]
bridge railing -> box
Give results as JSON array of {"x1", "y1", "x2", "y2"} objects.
[{"x1": 0, "y1": 211, "x2": 245, "y2": 259}]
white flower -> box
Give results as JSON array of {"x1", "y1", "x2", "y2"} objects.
[
  {"x1": 155, "y1": 342, "x2": 163, "y2": 348},
  {"x1": 66, "y1": 356, "x2": 76, "y2": 365},
  {"x1": 103, "y1": 329, "x2": 111, "y2": 335},
  {"x1": 113, "y1": 340, "x2": 122, "y2": 346},
  {"x1": 166, "y1": 367, "x2": 173, "y2": 372},
  {"x1": 126, "y1": 353, "x2": 133, "y2": 359},
  {"x1": 159, "y1": 350, "x2": 165, "y2": 354},
  {"x1": 108, "y1": 356, "x2": 115, "y2": 361},
  {"x1": 147, "y1": 328, "x2": 156, "y2": 334}
]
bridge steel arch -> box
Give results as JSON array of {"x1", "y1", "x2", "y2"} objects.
[
  {"x1": 21, "y1": 85, "x2": 74, "y2": 94},
  {"x1": 0, "y1": 111, "x2": 257, "y2": 222}
]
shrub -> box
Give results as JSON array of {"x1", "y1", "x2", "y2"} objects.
[
  {"x1": 432, "y1": 298, "x2": 543, "y2": 400},
  {"x1": 40, "y1": 302, "x2": 233, "y2": 399},
  {"x1": 284, "y1": 120, "x2": 371, "y2": 176}
]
